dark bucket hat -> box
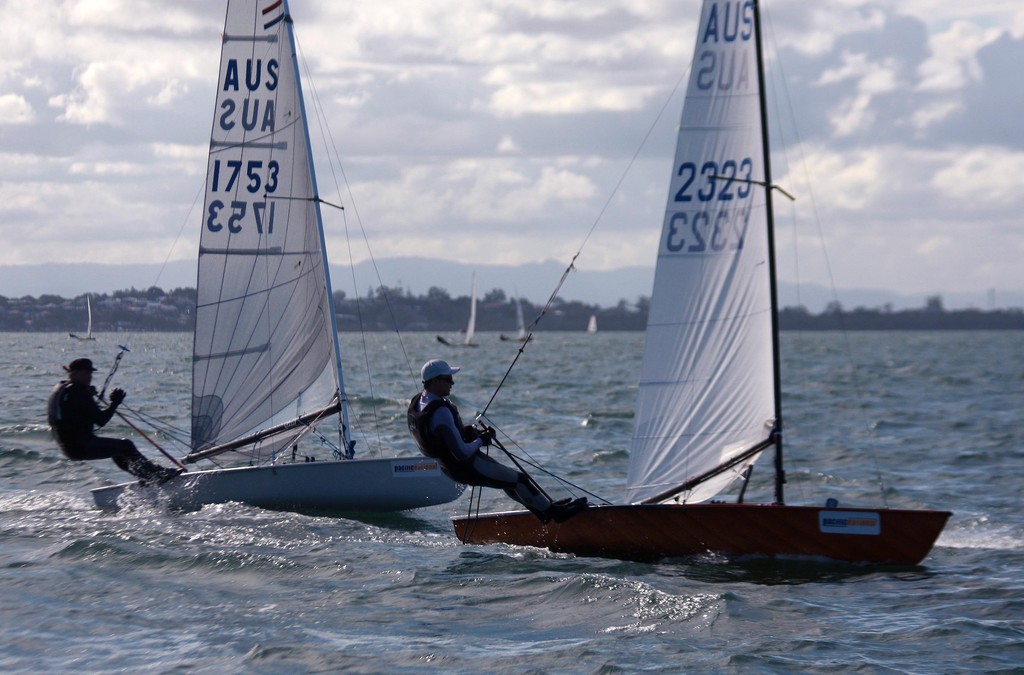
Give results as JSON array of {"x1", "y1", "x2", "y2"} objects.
[{"x1": 66, "y1": 358, "x2": 98, "y2": 372}]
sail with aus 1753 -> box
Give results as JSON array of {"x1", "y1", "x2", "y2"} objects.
[{"x1": 91, "y1": 0, "x2": 463, "y2": 513}]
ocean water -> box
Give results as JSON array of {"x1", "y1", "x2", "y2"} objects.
[{"x1": 1, "y1": 330, "x2": 1021, "y2": 673}]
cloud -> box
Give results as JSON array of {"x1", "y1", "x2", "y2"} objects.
[
  {"x1": 932, "y1": 147, "x2": 1024, "y2": 206},
  {"x1": 0, "y1": 0, "x2": 1021, "y2": 304},
  {"x1": 936, "y1": 32, "x2": 1024, "y2": 146},
  {"x1": 0, "y1": 94, "x2": 34, "y2": 124},
  {"x1": 917, "y1": 20, "x2": 999, "y2": 92}
]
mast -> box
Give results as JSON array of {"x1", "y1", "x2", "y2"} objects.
[
  {"x1": 752, "y1": 0, "x2": 785, "y2": 504},
  {"x1": 281, "y1": 1, "x2": 354, "y2": 457}
]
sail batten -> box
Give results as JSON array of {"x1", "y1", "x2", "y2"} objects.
[
  {"x1": 198, "y1": 247, "x2": 288, "y2": 255},
  {"x1": 223, "y1": 34, "x2": 279, "y2": 43},
  {"x1": 625, "y1": 0, "x2": 775, "y2": 505},
  {"x1": 210, "y1": 140, "x2": 289, "y2": 151}
]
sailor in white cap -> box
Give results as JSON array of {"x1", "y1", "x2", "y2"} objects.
[{"x1": 408, "y1": 359, "x2": 585, "y2": 523}]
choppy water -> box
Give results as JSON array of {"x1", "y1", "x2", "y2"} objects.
[{"x1": 1, "y1": 330, "x2": 1022, "y2": 672}]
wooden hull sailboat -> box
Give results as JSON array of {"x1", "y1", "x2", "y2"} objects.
[
  {"x1": 92, "y1": 0, "x2": 462, "y2": 513},
  {"x1": 453, "y1": 0, "x2": 951, "y2": 564},
  {"x1": 454, "y1": 504, "x2": 950, "y2": 565}
]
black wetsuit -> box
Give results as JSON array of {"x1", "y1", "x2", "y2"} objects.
[{"x1": 47, "y1": 381, "x2": 170, "y2": 481}]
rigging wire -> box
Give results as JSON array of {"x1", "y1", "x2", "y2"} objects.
[
  {"x1": 445, "y1": 57, "x2": 697, "y2": 500},
  {"x1": 91, "y1": 180, "x2": 205, "y2": 446},
  {"x1": 294, "y1": 28, "x2": 419, "y2": 458},
  {"x1": 764, "y1": 10, "x2": 890, "y2": 506},
  {"x1": 473, "y1": 415, "x2": 613, "y2": 505},
  {"x1": 477, "y1": 62, "x2": 693, "y2": 422},
  {"x1": 495, "y1": 444, "x2": 612, "y2": 506}
]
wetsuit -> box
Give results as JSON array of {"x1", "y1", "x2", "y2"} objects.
[
  {"x1": 47, "y1": 381, "x2": 172, "y2": 481},
  {"x1": 408, "y1": 391, "x2": 551, "y2": 514}
]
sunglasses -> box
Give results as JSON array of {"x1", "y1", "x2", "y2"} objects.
[{"x1": 438, "y1": 375, "x2": 454, "y2": 383}]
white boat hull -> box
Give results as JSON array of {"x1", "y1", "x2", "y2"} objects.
[{"x1": 91, "y1": 457, "x2": 464, "y2": 513}]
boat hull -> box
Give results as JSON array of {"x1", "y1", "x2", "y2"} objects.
[
  {"x1": 453, "y1": 503, "x2": 952, "y2": 565},
  {"x1": 92, "y1": 457, "x2": 464, "y2": 513}
]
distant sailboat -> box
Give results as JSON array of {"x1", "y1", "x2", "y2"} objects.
[
  {"x1": 453, "y1": 0, "x2": 950, "y2": 564},
  {"x1": 69, "y1": 295, "x2": 96, "y2": 341},
  {"x1": 500, "y1": 296, "x2": 530, "y2": 342},
  {"x1": 91, "y1": 0, "x2": 463, "y2": 513},
  {"x1": 586, "y1": 314, "x2": 597, "y2": 334},
  {"x1": 437, "y1": 272, "x2": 479, "y2": 347}
]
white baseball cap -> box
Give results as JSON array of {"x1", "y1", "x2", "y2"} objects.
[{"x1": 421, "y1": 359, "x2": 461, "y2": 382}]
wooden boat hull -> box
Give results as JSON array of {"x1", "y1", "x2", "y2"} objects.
[
  {"x1": 92, "y1": 457, "x2": 464, "y2": 513},
  {"x1": 453, "y1": 503, "x2": 952, "y2": 565}
]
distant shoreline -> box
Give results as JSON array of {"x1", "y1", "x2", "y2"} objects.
[
  {"x1": 3, "y1": 287, "x2": 1023, "y2": 332},
  {"x1": 2, "y1": 259, "x2": 1018, "y2": 314}
]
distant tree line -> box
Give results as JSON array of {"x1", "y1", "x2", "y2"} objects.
[
  {"x1": 2, "y1": 288, "x2": 1023, "y2": 332},
  {"x1": 779, "y1": 295, "x2": 1024, "y2": 330}
]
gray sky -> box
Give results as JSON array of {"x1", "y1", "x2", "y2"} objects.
[{"x1": 1, "y1": 0, "x2": 1022, "y2": 302}]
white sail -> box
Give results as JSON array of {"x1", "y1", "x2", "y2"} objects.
[
  {"x1": 70, "y1": 294, "x2": 96, "y2": 340},
  {"x1": 514, "y1": 297, "x2": 527, "y2": 339},
  {"x1": 587, "y1": 314, "x2": 597, "y2": 334},
  {"x1": 190, "y1": 0, "x2": 345, "y2": 458},
  {"x1": 464, "y1": 272, "x2": 478, "y2": 346},
  {"x1": 625, "y1": 0, "x2": 775, "y2": 505},
  {"x1": 85, "y1": 295, "x2": 93, "y2": 338},
  {"x1": 91, "y1": 0, "x2": 463, "y2": 514}
]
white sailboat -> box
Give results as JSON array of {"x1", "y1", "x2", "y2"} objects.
[
  {"x1": 69, "y1": 295, "x2": 96, "y2": 341},
  {"x1": 453, "y1": 0, "x2": 950, "y2": 564},
  {"x1": 436, "y1": 272, "x2": 479, "y2": 347},
  {"x1": 586, "y1": 314, "x2": 597, "y2": 334},
  {"x1": 92, "y1": 0, "x2": 462, "y2": 512},
  {"x1": 500, "y1": 296, "x2": 530, "y2": 342}
]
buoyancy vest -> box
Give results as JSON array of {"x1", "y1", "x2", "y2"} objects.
[
  {"x1": 47, "y1": 381, "x2": 80, "y2": 448},
  {"x1": 47, "y1": 380, "x2": 112, "y2": 449},
  {"x1": 407, "y1": 394, "x2": 478, "y2": 484}
]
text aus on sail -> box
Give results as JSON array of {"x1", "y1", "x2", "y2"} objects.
[
  {"x1": 207, "y1": 57, "x2": 284, "y2": 237},
  {"x1": 664, "y1": 1, "x2": 759, "y2": 257}
]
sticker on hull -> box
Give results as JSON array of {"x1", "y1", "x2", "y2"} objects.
[
  {"x1": 819, "y1": 510, "x2": 881, "y2": 535},
  {"x1": 391, "y1": 460, "x2": 442, "y2": 477}
]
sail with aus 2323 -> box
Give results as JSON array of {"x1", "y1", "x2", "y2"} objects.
[{"x1": 626, "y1": 0, "x2": 776, "y2": 505}]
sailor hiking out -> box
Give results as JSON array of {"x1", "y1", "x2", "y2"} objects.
[
  {"x1": 408, "y1": 359, "x2": 586, "y2": 523},
  {"x1": 48, "y1": 358, "x2": 180, "y2": 483}
]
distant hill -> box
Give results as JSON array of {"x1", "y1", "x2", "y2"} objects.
[{"x1": 1, "y1": 259, "x2": 1019, "y2": 311}]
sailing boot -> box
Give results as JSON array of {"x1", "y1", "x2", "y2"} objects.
[{"x1": 547, "y1": 497, "x2": 588, "y2": 523}]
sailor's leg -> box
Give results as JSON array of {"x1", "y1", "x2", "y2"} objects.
[
  {"x1": 83, "y1": 437, "x2": 171, "y2": 481},
  {"x1": 470, "y1": 453, "x2": 551, "y2": 513}
]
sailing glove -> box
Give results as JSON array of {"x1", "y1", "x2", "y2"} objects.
[
  {"x1": 109, "y1": 388, "x2": 126, "y2": 406},
  {"x1": 479, "y1": 426, "x2": 496, "y2": 447}
]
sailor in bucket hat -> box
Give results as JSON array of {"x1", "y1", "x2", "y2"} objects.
[{"x1": 47, "y1": 357, "x2": 180, "y2": 483}]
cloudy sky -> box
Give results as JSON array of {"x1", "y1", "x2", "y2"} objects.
[{"x1": 1, "y1": 0, "x2": 1022, "y2": 305}]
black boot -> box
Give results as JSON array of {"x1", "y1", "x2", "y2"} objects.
[{"x1": 546, "y1": 497, "x2": 588, "y2": 523}]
